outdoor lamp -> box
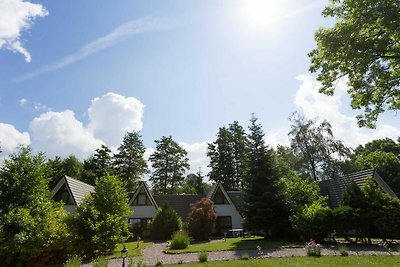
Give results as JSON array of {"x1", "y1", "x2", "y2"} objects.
[{"x1": 121, "y1": 246, "x2": 128, "y2": 267}]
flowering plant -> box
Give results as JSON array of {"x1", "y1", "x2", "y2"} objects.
[{"x1": 304, "y1": 239, "x2": 323, "y2": 257}]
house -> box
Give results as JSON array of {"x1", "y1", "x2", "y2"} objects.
[
  {"x1": 51, "y1": 177, "x2": 243, "y2": 236},
  {"x1": 319, "y1": 169, "x2": 398, "y2": 208}
]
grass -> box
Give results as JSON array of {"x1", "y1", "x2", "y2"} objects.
[
  {"x1": 106, "y1": 240, "x2": 152, "y2": 259},
  {"x1": 166, "y1": 237, "x2": 300, "y2": 253},
  {"x1": 170, "y1": 256, "x2": 400, "y2": 267}
]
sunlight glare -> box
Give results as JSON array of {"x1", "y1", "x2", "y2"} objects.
[{"x1": 241, "y1": 0, "x2": 287, "y2": 29}]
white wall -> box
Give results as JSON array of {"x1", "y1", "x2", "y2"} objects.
[
  {"x1": 130, "y1": 205, "x2": 157, "y2": 219},
  {"x1": 214, "y1": 204, "x2": 243, "y2": 229}
]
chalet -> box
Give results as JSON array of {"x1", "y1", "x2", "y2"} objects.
[
  {"x1": 51, "y1": 177, "x2": 243, "y2": 236},
  {"x1": 319, "y1": 169, "x2": 398, "y2": 208}
]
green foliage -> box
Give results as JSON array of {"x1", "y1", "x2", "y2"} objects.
[
  {"x1": 0, "y1": 147, "x2": 72, "y2": 266},
  {"x1": 309, "y1": 0, "x2": 400, "y2": 128},
  {"x1": 198, "y1": 252, "x2": 208, "y2": 262},
  {"x1": 241, "y1": 252, "x2": 250, "y2": 260},
  {"x1": 156, "y1": 260, "x2": 164, "y2": 266},
  {"x1": 170, "y1": 230, "x2": 190, "y2": 250},
  {"x1": 288, "y1": 113, "x2": 350, "y2": 181},
  {"x1": 113, "y1": 131, "x2": 148, "y2": 192},
  {"x1": 47, "y1": 155, "x2": 83, "y2": 189},
  {"x1": 72, "y1": 175, "x2": 132, "y2": 258},
  {"x1": 291, "y1": 201, "x2": 333, "y2": 242},
  {"x1": 149, "y1": 136, "x2": 190, "y2": 194},
  {"x1": 187, "y1": 198, "x2": 216, "y2": 241},
  {"x1": 64, "y1": 256, "x2": 81, "y2": 267},
  {"x1": 208, "y1": 121, "x2": 248, "y2": 190},
  {"x1": 179, "y1": 172, "x2": 209, "y2": 194},
  {"x1": 242, "y1": 115, "x2": 289, "y2": 237},
  {"x1": 339, "y1": 245, "x2": 349, "y2": 256},
  {"x1": 280, "y1": 173, "x2": 323, "y2": 214},
  {"x1": 92, "y1": 256, "x2": 109, "y2": 267},
  {"x1": 81, "y1": 145, "x2": 114, "y2": 185},
  {"x1": 151, "y1": 203, "x2": 182, "y2": 240}
]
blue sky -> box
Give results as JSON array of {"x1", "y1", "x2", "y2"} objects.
[{"x1": 0, "y1": 0, "x2": 399, "y2": 173}]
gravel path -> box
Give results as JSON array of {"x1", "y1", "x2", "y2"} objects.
[{"x1": 82, "y1": 242, "x2": 399, "y2": 266}]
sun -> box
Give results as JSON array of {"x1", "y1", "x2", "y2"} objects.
[{"x1": 240, "y1": 0, "x2": 287, "y2": 29}]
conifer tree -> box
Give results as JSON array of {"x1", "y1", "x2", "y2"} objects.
[
  {"x1": 242, "y1": 115, "x2": 288, "y2": 237},
  {"x1": 81, "y1": 145, "x2": 113, "y2": 185}
]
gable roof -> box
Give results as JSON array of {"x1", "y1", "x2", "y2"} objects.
[
  {"x1": 319, "y1": 169, "x2": 398, "y2": 208},
  {"x1": 153, "y1": 194, "x2": 204, "y2": 220},
  {"x1": 128, "y1": 181, "x2": 159, "y2": 208},
  {"x1": 50, "y1": 176, "x2": 94, "y2": 205}
]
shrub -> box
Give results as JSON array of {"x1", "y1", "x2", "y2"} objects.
[
  {"x1": 241, "y1": 252, "x2": 250, "y2": 260},
  {"x1": 155, "y1": 260, "x2": 163, "y2": 266},
  {"x1": 128, "y1": 257, "x2": 144, "y2": 267},
  {"x1": 92, "y1": 256, "x2": 109, "y2": 267},
  {"x1": 339, "y1": 245, "x2": 349, "y2": 256},
  {"x1": 64, "y1": 256, "x2": 81, "y2": 267},
  {"x1": 151, "y1": 203, "x2": 182, "y2": 240},
  {"x1": 187, "y1": 198, "x2": 216, "y2": 241},
  {"x1": 291, "y1": 201, "x2": 333, "y2": 242},
  {"x1": 170, "y1": 230, "x2": 190, "y2": 249},
  {"x1": 305, "y1": 239, "x2": 322, "y2": 257},
  {"x1": 198, "y1": 252, "x2": 208, "y2": 262},
  {"x1": 71, "y1": 175, "x2": 132, "y2": 258}
]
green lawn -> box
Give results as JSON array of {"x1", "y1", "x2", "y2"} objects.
[
  {"x1": 167, "y1": 237, "x2": 301, "y2": 253},
  {"x1": 106, "y1": 240, "x2": 152, "y2": 259},
  {"x1": 171, "y1": 256, "x2": 400, "y2": 267}
]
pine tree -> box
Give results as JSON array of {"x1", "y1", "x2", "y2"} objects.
[
  {"x1": 242, "y1": 115, "x2": 288, "y2": 237},
  {"x1": 229, "y1": 121, "x2": 248, "y2": 189},
  {"x1": 81, "y1": 145, "x2": 113, "y2": 185},
  {"x1": 113, "y1": 131, "x2": 148, "y2": 192},
  {"x1": 149, "y1": 136, "x2": 190, "y2": 194}
]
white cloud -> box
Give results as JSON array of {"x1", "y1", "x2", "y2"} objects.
[
  {"x1": 0, "y1": 123, "x2": 30, "y2": 162},
  {"x1": 33, "y1": 102, "x2": 49, "y2": 111},
  {"x1": 17, "y1": 16, "x2": 178, "y2": 81},
  {"x1": 19, "y1": 98, "x2": 28, "y2": 106},
  {"x1": 29, "y1": 110, "x2": 104, "y2": 159},
  {"x1": 0, "y1": 0, "x2": 48, "y2": 62},
  {"x1": 294, "y1": 74, "x2": 400, "y2": 148},
  {"x1": 179, "y1": 141, "x2": 210, "y2": 176},
  {"x1": 88, "y1": 93, "x2": 145, "y2": 147}
]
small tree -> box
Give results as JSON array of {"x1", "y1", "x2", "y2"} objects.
[
  {"x1": 151, "y1": 203, "x2": 182, "y2": 240},
  {"x1": 72, "y1": 175, "x2": 132, "y2": 258},
  {"x1": 187, "y1": 198, "x2": 217, "y2": 241}
]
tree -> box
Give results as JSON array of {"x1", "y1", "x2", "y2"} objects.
[
  {"x1": 179, "y1": 171, "x2": 209, "y2": 194},
  {"x1": 351, "y1": 138, "x2": 400, "y2": 196},
  {"x1": 151, "y1": 202, "x2": 182, "y2": 240},
  {"x1": 0, "y1": 147, "x2": 70, "y2": 266},
  {"x1": 81, "y1": 145, "x2": 114, "y2": 185},
  {"x1": 62, "y1": 155, "x2": 83, "y2": 179},
  {"x1": 113, "y1": 131, "x2": 148, "y2": 192},
  {"x1": 242, "y1": 115, "x2": 288, "y2": 237},
  {"x1": 72, "y1": 175, "x2": 132, "y2": 258},
  {"x1": 149, "y1": 136, "x2": 190, "y2": 194},
  {"x1": 309, "y1": 0, "x2": 400, "y2": 128},
  {"x1": 187, "y1": 198, "x2": 217, "y2": 241},
  {"x1": 207, "y1": 121, "x2": 248, "y2": 190},
  {"x1": 288, "y1": 113, "x2": 351, "y2": 180}
]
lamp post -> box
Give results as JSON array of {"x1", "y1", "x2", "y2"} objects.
[{"x1": 121, "y1": 245, "x2": 128, "y2": 267}]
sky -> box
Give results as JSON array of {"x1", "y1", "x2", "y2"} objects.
[{"x1": 0, "y1": 0, "x2": 399, "y2": 175}]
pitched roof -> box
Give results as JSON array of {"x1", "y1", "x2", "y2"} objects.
[
  {"x1": 128, "y1": 181, "x2": 158, "y2": 208},
  {"x1": 227, "y1": 191, "x2": 242, "y2": 210},
  {"x1": 50, "y1": 176, "x2": 94, "y2": 205},
  {"x1": 319, "y1": 169, "x2": 398, "y2": 208},
  {"x1": 153, "y1": 194, "x2": 204, "y2": 220}
]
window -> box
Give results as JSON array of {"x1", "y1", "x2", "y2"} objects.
[
  {"x1": 132, "y1": 188, "x2": 152, "y2": 206},
  {"x1": 128, "y1": 218, "x2": 152, "y2": 237},
  {"x1": 216, "y1": 216, "x2": 232, "y2": 234},
  {"x1": 213, "y1": 188, "x2": 229, "y2": 204},
  {"x1": 53, "y1": 184, "x2": 74, "y2": 205}
]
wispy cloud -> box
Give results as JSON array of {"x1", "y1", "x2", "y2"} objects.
[{"x1": 17, "y1": 16, "x2": 178, "y2": 82}]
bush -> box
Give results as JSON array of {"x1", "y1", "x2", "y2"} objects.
[
  {"x1": 241, "y1": 252, "x2": 250, "y2": 260},
  {"x1": 198, "y1": 252, "x2": 208, "y2": 262},
  {"x1": 155, "y1": 260, "x2": 163, "y2": 266},
  {"x1": 92, "y1": 256, "x2": 109, "y2": 267},
  {"x1": 64, "y1": 256, "x2": 81, "y2": 267},
  {"x1": 291, "y1": 201, "x2": 333, "y2": 242},
  {"x1": 170, "y1": 230, "x2": 190, "y2": 249},
  {"x1": 305, "y1": 240, "x2": 322, "y2": 257},
  {"x1": 71, "y1": 175, "x2": 132, "y2": 258},
  {"x1": 151, "y1": 203, "x2": 182, "y2": 240},
  {"x1": 187, "y1": 198, "x2": 216, "y2": 241},
  {"x1": 339, "y1": 245, "x2": 349, "y2": 256}
]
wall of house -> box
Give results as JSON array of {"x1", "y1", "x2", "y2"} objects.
[
  {"x1": 130, "y1": 205, "x2": 157, "y2": 219},
  {"x1": 214, "y1": 204, "x2": 243, "y2": 229}
]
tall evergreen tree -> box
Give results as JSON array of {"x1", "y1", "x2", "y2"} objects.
[
  {"x1": 113, "y1": 131, "x2": 148, "y2": 192},
  {"x1": 229, "y1": 121, "x2": 248, "y2": 188},
  {"x1": 81, "y1": 145, "x2": 113, "y2": 185},
  {"x1": 149, "y1": 136, "x2": 190, "y2": 194},
  {"x1": 242, "y1": 115, "x2": 288, "y2": 237}
]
